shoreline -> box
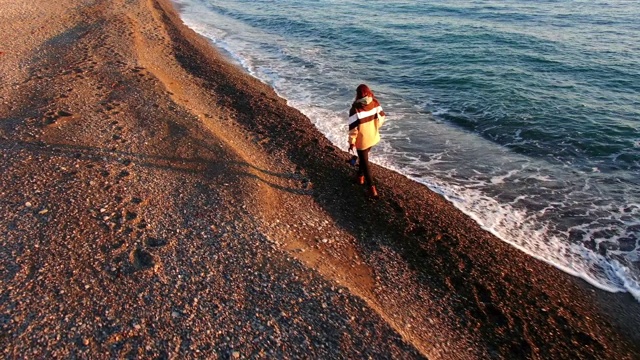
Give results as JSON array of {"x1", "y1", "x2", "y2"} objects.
[
  {"x1": 1, "y1": 0, "x2": 639, "y2": 358},
  {"x1": 165, "y1": 0, "x2": 640, "y2": 323},
  {"x1": 170, "y1": 0, "x2": 640, "y2": 303}
]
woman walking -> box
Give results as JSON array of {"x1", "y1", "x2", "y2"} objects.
[{"x1": 348, "y1": 84, "x2": 386, "y2": 198}]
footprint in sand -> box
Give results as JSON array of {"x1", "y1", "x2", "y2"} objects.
[
  {"x1": 130, "y1": 248, "x2": 155, "y2": 270},
  {"x1": 102, "y1": 101, "x2": 122, "y2": 115},
  {"x1": 43, "y1": 109, "x2": 73, "y2": 125},
  {"x1": 145, "y1": 237, "x2": 168, "y2": 248},
  {"x1": 125, "y1": 210, "x2": 137, "y2": 221}
]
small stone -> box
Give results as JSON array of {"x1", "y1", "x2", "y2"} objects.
[
  {"x1": 100, "y1": 208, "x2": 106, "y2": 213},
  {"x1": 232, "y1": 351, "x2": 240, "y2": 359},
  {"x1": 171, "y1": 311, "x2": 180, "y2": 319},
  {"x1": 133, "y1": 324, "x2": 141, "y2": 330},
  {"x1": 83, "y1": 338, "x2": 90, "y2": 346},
  {"x1": 38, "y1": 209, "x2": 49, "y2": 214},
  {"x1": 25, "y1": 202, "x2": 32, "y2": 207},
  {"x1": 322, "y1": 239, "x2": 328, "y2": 243}
]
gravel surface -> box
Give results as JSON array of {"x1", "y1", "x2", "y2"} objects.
[{"x1": 1, "y1": 0, "x2": 639, "y2": 359}]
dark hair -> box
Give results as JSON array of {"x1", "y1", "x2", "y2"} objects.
[{"x1": 356, "y1": 84, "x2": 374, "y2": 100}]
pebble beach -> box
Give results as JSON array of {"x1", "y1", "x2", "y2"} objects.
[{"x1": 1, "y1": 0, "x2": 639, "y2": 358}]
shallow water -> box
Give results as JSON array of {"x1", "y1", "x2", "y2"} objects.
[{"x1": 172, "y1": 0, "x2": 640, "y2": 301}]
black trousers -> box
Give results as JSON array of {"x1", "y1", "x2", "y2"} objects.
[{"x1": 357, "y1": 147, "x2": 374, "y2": 187}]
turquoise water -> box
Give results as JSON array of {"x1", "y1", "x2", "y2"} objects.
[{"x1": 172, "y1": 0, "x2": 640, "y2": 300}]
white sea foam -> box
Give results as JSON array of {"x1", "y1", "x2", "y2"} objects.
[
  {"x1": 432, "y1": 107, "x2": 449, "y2": 116},
  {"x1": 490, "y1": 169, "x2": 518, "y2": 184}
]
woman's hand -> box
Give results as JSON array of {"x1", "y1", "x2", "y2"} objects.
[{"x1": 348, "y1": 143, "x2": 355, "y2": 152}]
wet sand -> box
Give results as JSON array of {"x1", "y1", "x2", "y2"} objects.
[{"x1": 1, "y1": 0, "x2": 639, "y2": 358}]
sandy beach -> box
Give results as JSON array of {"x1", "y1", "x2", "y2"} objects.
[{"x1": 1, "y1": 0, "x2": 639, "y2": 358}]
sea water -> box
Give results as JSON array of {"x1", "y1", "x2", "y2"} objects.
[{"x1": 171, "y1": 0, "x2": 640, "y2": 301}]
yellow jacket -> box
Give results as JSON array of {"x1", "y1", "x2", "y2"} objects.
[{"x1": 348, "y1": 96, "x2": 386, "y2": 150}]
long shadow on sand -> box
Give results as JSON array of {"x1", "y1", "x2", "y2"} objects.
[{"x1": 0, "y1": 139, "x2": 311, "y2": 197}]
